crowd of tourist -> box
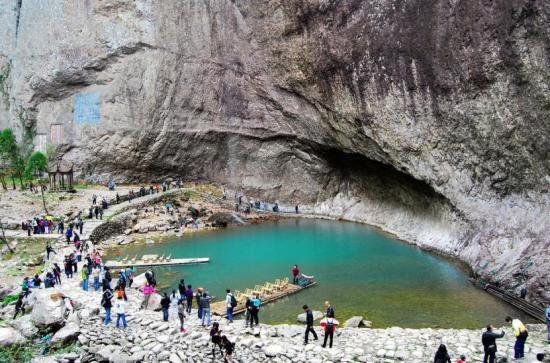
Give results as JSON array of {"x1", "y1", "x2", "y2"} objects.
[{"x1": 7, "y1": 186, "x2": 550, "y2": 363}]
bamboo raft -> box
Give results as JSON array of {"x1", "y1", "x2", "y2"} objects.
[
  {"x1": 484, "y1": 284, "x2": 546, "y2": 323},
  {"x1": 105, "y1": 254, "x2": 209, "y2": 269},
  {"x1": 211, "y1": 277, "x2": 317, "y2": 317}
]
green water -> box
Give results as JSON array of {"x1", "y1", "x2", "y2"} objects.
[{"x1": 111, "y1": 219, "x2": 530, "y2": 328}]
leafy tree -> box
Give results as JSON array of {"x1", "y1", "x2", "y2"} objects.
[
  {"x1": 25, "y1": 151, "x2": 47, "y2": 179},
  {"x1": 0, "y1": 129, "x2": 24, "y2": 188}
]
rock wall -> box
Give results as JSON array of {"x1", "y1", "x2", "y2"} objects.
[{"x1": 0, "y1": 1, "x2": 548, "y2": 303}]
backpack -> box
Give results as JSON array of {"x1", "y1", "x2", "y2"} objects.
[{"x1": 230, "y1": 294, "x2": 237, "y2": 308}]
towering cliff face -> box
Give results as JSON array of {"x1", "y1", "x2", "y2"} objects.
[{"x1": 1, "y1": 1, "x2": 548, "y2": 303}]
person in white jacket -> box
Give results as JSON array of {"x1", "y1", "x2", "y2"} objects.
[{"x1": 115, "y1": 296, "x2": 127, "y2": 329}]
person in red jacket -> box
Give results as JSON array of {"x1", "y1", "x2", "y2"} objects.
[
  {"x1": 291, "y1": 265, "x2": 299, "y2": 284},
  {"x1": 321, "y1": 317, "x2": 338, "y2": 348}
]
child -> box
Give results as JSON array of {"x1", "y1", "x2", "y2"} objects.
[
  {"x1": 210, "y1": 322, "x2": 223, "y2": 358},
  {"x1": 457, "y1": 355, "x2": 467, "y2": 363},
  {"x1": 177, "y1": 299, "x2": 187, "y2": 333}
]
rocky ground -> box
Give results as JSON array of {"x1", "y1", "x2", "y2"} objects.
[
  {"x1": 4, "y1": 272, "x2": 549, "y2": 363},
  {"x1": 1, "y1": 185, "x2": 548, "y2": 362}
]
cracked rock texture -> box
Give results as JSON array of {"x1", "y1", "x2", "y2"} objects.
[{"x1": 0, "y1": 1, "x2": 549, "y2": 304}]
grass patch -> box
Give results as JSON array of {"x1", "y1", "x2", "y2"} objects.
[
  {"x1": 0, "y1": 344, "x2": 36, "y2": 363},
  {"x1": 1, "y1": 294, "x2": 19, "y2": 306}
]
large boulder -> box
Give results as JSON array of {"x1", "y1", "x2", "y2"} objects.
[
  {"x1": 207, "y1": 212, "x2": 245, "y2": 227},
  {"x1": 132, "y1": 273, "x2": 148, "y2": 289},
  {"x1": 30, "y1": 290, "x2": 67, "y2": 327},
  {"x1": 0, "y1": 327, "x2": 26, "y2": 346},
  {"x1": 11, "y1": 314, "x2": 38, "y2": 337},
  {"x1": 344, "y1": 316, "x2": 364, "y2": 328},
  {"x1": 297, "y1": 310, "x2": 323, "y2": 323},
  {"x1": 263, "y1": 345, "x2": 284, "y2": 357},
  {"x1": 145, "y1": 293, "x2": 162, "y2": 311},
  {"x1": 51, "y1": 322, "x2": 80, "y2": 345}
]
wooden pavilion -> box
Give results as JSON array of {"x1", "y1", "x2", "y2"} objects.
[{"x1": 47, "y1": 158, "x2": 75, "y2": 192}]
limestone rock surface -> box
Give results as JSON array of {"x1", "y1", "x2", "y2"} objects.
[{"x1": 0, "y1": 0, "x2": 549, "y2": 303}]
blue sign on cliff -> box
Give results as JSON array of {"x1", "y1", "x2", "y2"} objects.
[{"x1": 74, "y1": 92, "x2": 101, "y2": 124}]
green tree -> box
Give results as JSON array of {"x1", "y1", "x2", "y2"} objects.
[
  {"x1": 0, "y1": 128, "x2": 22, "y2": 189},
  {"x1": 25, "y1": 151, "x2": 47, "y2": 179}
]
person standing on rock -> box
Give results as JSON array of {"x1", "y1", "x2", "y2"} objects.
[
  {"x1": 45, "y1": 244, "x2": 56, "y2": 260},
  {"x1": 185, "y1": 285, "x2": 194, "y2": 314},
  {"x1": 433, "y1": 344, "x2": 451, "y2": 363},
  {"x1": 225, "y1": 289, "x2": 236, "y2": 323},
  {"x1": 81, "y1": 264, "x2": 89, "y2": 291},
  {"x1": 245, "y1": 297, "x2": 254, "y2": 328},
  {"x1": 178, "y1": 279, "x2": 186, "y2": 297},
  {"x1": 92, "y1": 265, "x2": 101, "y2": 291},
  {"x1": 196, "y1": 287, "x2": 204, "y2": 319},
  {"x1": 325, "y1": 301, "x2": 335, "y2": 318},
  {"x1": 53, "y1": 263, "x2": 62, "y2": 285},
  {"x1": 170, "y1": 290, "x2": 179, "y2": 320},
  {"x1": 102, "y1": 266, "x2": 112, "y2": 291},
  {"x1": 78, "y1": 218, "x2": 84, "y2": 235},
  {"x1": 115, "y1": 295, "x2": 127, "y2": 329},
  {"x1": 101, "y1": 288, "x2": 113, "y2": 325},
  {"x1": 13, "y1": 294, "x2": 25, "y2": 319},
  {"x1": 92, "y1": 194, "x2": 97, "y2": 205},
  {"x1": 177, "y1": 299, "x2": 187, "y2": 333},
  {"x1": 251, "y1": 293, "x2": 261, "y2": 326},
  {"x1": 505, "y1": 316, "x2": 528, "y2": 359},
  {"x1": 64, "y1": 257, "x2": 73, "y2": 279},
  {"x1": 302, "y1": 305, "x2": 318, "y2": 345},
  {"x1": 482, "y1": 324, "x2": 505, "y2": 363},
  {"x1": 161, "y1": 292, "x2": 171, "y2": 321},
  {"x1": 65, "y1": 226, "x2": 73, "y2": 244},
  {"x1": 321, "y1": 316, "x2": 337, "y2": 348},
  {"x1": 200, "y1": 291, "x2": 212, "y2": 327}
]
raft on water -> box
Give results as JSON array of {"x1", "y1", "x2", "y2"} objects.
[
  {"x1": 211, "y1": 277, "x2": 317, "y2": 317},
  {"x1": 105, "y1": 254, "x2": 209, "y2": 269}
]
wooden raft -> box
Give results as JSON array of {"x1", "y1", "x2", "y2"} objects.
[
  {"x1": 105, "y1": 254, "x2": 209, "y2": 269},
  {"x1": 211, "y1": 277, "x2": 317, "y2": 317}
]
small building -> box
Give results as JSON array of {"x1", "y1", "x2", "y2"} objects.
[{"x1": 47, "y1": 158, "x2": 75, "y2": 192}]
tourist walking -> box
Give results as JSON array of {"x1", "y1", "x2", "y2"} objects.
[
  {"x1": 434, "y1": 344, "x2": 451, "y2": 363},
  {"x1": 292, "y1": 265, "x2": 299, "y2": 284},
  {"x1": 161, "y1": 293, "x2": 170, "y2": 321},
  {"x1": 546, "y1": 304, "x2": 550, "y2": 343},
  {"x1": 13, "y1": 294, "x2": 25, "y2": 319},
  {"x1": 140, "y1": 283, "x2": 155, "y2": 309},
  {"x1": 325, "y1": 301, "x2": 335, "y2": 318},
  {"x1": 251, "y1": 293, "x2": 261, "y2": 326},
  {"x1": 505, "y1": 316, "x2": 528, "y2": 359},
  {"x1": 225, "y1": 289, "x2": 236, "y2": 323},
  {"x1": 53, "y1": 263, "x2": 62, "y2": 285},
  {"x1": 115, "y1": 296, "x2": 127, "y2": 329},
  {"x1": 45, "y1": 245, "x2": 56, "y2": 260},
  {"x1": 302, "y1": 305, "x2": 318, "y2": 344},
  {"x1": 81, "y1": 265, "x2": 89, "y2": 291},
  {"x1": 177, "y1": 299, "x2": 187, "y2": 333},
  {"x1": 481, "y1": 324, "x2": 505, "y2": 363},
  {"x1": 321, "y1": 317, "x2": 337, "y2": 348},
  {"x1": 101, "y1": 288, "x2": 113, "y2": 325},
  {"x1": 200, "y1": 291, "x2": 212, "y2": 327},
  {"x1": 185, "y1": 285, "x2": 193, "y2": 314}
]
